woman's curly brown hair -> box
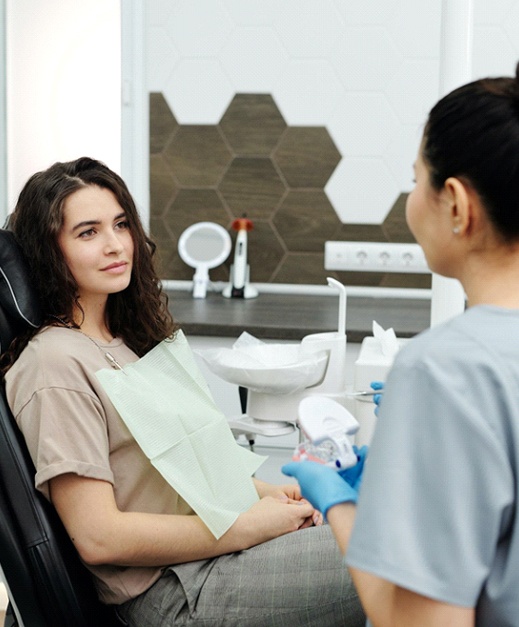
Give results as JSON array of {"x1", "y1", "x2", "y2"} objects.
[{"x1": 1, "y1": 157, "x2": 178, "y2": 374}]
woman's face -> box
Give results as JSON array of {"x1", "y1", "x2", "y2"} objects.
[
  {"x1": 58, "y1": 185, "x2": 134, "y2": 306},
  {"x1": 406, "y1": 150, "x2": 455, "y2": 277}
]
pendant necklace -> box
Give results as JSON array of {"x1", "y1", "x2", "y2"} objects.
[{"x1": 48, "y1": 315, "x2": 126, "y2": 371}]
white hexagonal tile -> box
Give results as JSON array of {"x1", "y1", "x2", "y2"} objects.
[
  {"x1": 273, "y1": 0, "x2": 345, "y2": 57},
  {"x1": 503, "y1": 1, "x2": 519, "y2": 49},
  {"x1": 146, "y1": 27, "x2": 180, "y2": 92},
  {"x1": 219, "y1": 28, "x2": 288, "y2": 92},
  {"x1": 385, "y1": 59, "x2": 439, "y2": 125},
  {"x1": 383, "y1": 123, "x2": 423, "y2": 191},
  {"x1": 473, "y1": 26, "x2": 516, "y2": 78},
  {"x1": 326, "y1": 159, "x2": 400, "y2": 224},
  {"x1": 166, "y1": 0, "x2": 233, "y2": 57},
  {"x1": 474, "y1": 0, "x2": 515, "y2": 25},
  {"x1": 164, "y1": 59, "x2": 234, "y2": 124},
  {"x1": 333, "y1": 0, "x2": 399, "y2": 25},
  {"x1": 221, "y1": 0, "x2": 279, "y2": 26},
  {"x1": 272, "y1": 60, "x2": 345, "y2": 125},
  {"x1": 146, "y1": 0, "x2": 179, "y2": 27},
  {"x1": 386, "y1": 0, "x2": 441, "y2": 58},
  {"x1": 328, "y1": 93, "x2": 399, "y2": 157},
  {"x1": 330, "y1": 28, "x2": 403, "y2": 92}
]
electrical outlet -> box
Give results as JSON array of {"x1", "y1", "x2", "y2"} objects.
[{"x1": 324, "y1": 241, "x2": 430, "y2": 274}]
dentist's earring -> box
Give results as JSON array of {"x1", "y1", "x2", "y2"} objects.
[{"x1": 452, "y1": 218, "x2": 462, "y2": 234}]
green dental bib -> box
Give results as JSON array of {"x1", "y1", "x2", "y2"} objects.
[{"x1": 96, "y1": 331, "x2": 265, "y2": 538}]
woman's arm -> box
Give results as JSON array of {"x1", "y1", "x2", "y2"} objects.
[
  {"x1": 50, "y1": 473, "x2": 315, "y2": 567},
  {"x1": 325, "y1": 504, "x2": 475, "y2": 627}
]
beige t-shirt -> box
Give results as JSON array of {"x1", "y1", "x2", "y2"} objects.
[{"x1": 5, "y1": 326, "x2": 194, "y2": 605}]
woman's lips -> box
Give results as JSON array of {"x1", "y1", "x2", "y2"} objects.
[{"x1": 101, "y1": 261, "x2": 129, "y2": 274}]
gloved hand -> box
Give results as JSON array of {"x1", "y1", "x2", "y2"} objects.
[
  {"x1": 370, "y1": 380, "x2": 384, "y2": 416},
  {"x1": 282, "y1": 461, "x2": 358, "y2": 519},
  {"x1": 338, "y1": 444, "x2": 368, "y2": 491}
]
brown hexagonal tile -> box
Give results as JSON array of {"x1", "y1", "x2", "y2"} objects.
[
  {"x1": 273, "y1": 252, "x2": 330, "y2": 284},
  {"x1": 219, "y1": 94, "x2": 287, "y2": 156},
  {"x1": 273, "y1": 190, "x2": 342, "y2": 252},
  {"x1": 164, "y1": 189, "x2": 231, "y2": 239},
  {"x1": 219, "y1": 157, "x2": 287, "y2": 219},
  {"x1": 382, "y1": 193, "x2": 415, "y2": 242},
  {"x1": 333, "y1": 269, "x2": 386, "y2": 287},
  {"x1": 164, "y1": 125, "x2": 233, "y2": 187},
  {"x1": 332, "y1": 223, "x2": 387, "y2": 242},
  {"x1": 149, "y1": 93, "x2": 178, "y2": 154},
  {"x1": 226, "y1": 219, "x2": 285, "y2": 283},
  {"x1": 273, "y1": 127, "x2": 341, "y2": 188},
  {"x1": 380, "y1": 272, "x2": 431, "y2": 289},
  {"x1": 150, "y1": 153, "x2": 178, "y2": 218}
]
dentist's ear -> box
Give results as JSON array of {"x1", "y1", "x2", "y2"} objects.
[{"x1": 443, "y1": 177, "x2": 479, "y2": 236}]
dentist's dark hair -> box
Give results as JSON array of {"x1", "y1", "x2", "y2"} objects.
[
  {"x1": 422, "y1": 61, "x2": 519, "y2": 241},
  {"x1": 2, "y1": 157, "x2": 177, "y2": 374}
]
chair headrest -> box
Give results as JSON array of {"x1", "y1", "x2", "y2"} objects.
[{"x1": 0, "y1": 230, "x2": 42, "y2": 352}]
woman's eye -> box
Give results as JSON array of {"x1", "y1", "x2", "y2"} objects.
[
  {"x1": 79, "y1": 228, "x2": 95, "y2": 238},
  {"x1": 115, "y1": 220, "x2": 129, "y2": 230}
]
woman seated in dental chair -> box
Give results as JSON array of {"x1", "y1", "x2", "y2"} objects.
[{"x1": 0, "y1": 157, "x2": 365, "y2": 627}]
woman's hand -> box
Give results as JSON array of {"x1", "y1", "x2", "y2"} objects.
[
  {"x1": 253, "y1": 478, "x2": 322, "y2": 526},
  {"x1": 236, "y1": 496, "x2": 317, "y2": 543}
]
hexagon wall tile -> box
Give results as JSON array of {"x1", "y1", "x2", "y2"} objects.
[
  {"x1": 219, "y1": 94, "x2": 286, "y2": 156},
  {"x1": 164, "y1": 125, "x2": 232, "y2": 186},
  {"x1": 273, "y1": 127, "x2": 341, "y2": 188},
  {"x1": 150, "y1": 91, "x2": 420, "y2": 286}
]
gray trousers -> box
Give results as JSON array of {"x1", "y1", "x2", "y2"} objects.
[{"x1": 116, "y1": 525, "x2": 365, "y2": 626}]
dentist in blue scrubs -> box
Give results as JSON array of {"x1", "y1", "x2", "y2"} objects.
[{"x1": 284, "y1": 62, "x2": 519, "y2": 627}]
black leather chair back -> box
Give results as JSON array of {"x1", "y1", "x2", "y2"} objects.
[{"x1": 0, "y1": 229, "x2": 123, "y2": 626}]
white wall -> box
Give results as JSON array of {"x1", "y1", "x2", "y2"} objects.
[
  {"x1": 6, "y1": 0, "x2": 121, "y2": 212},
  {"x1": 145, "y1": 0, "x2": 519, "y2": 226}
]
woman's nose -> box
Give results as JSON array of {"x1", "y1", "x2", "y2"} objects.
[{"x1": 104, "y1": 230, "x2": 125, "y2": 253}]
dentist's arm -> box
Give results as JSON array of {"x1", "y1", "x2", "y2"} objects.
[
  {"x1": 348, "y1": 562, "x2": 475, "y2": 627},
  {"x1": 282, "y1": 462, "x2": 475, "y2": 627}
]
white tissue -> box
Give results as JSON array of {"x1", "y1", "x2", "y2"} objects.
[
  {"x1": 372, "y1": 320, "x2": 399, "y2": 358},
  {"x1": 196, "y1": 331, "x2": 328, "y2": 395},
  {"x1": 96, "y1": 331, "x2": 265, "y2": 539}
]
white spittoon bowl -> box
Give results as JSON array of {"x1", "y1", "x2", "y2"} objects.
[{"x1": 199, "y1": 344, "x2": 329, "y2": 395}]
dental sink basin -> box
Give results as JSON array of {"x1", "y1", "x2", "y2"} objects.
[{"x1": 197, "y1": 343, "x2": 329, "y2": 395}]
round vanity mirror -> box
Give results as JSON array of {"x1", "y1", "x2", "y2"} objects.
[{"x1": 178, "y1": 222, "x2": 232, "y2": 298}]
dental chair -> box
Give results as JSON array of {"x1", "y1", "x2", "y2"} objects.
[{"x1": 0, "y1": 229, "x2": 124, "y2": 627}]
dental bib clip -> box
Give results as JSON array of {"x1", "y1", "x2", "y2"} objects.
[{"x1": 293, "y1": 396, "x2": 359, "y2": 470}]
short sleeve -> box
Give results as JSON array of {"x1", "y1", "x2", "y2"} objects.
[
  {"x1": 16, "y1": 386, "x2": 114, "y2": 499},
  {"x1": 346, "y1": 348, "x2": 514, "y2": 606}
]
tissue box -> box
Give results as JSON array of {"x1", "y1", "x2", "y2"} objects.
[{"x1": 353, "y1": 336, "x2": 408, "y2": 446}]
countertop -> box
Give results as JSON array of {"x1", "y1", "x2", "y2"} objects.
[{"x1": 166, "y1": 289, "x2": 431, "y2": 342}]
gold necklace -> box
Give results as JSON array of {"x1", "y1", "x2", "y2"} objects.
[{"x1": 48, "y1": 315, "x2": 125, "y2": 371}]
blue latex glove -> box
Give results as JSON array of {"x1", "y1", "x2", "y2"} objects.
[
  {"x1": 370, "y1": 380, "x2": 384, "y2": 416},
  {"x1": 338, "y1": 444, "x2": 368, "y2": 491},
  {"x1": 282, "y1": 461, "x2": 358, "y2": 519}
]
